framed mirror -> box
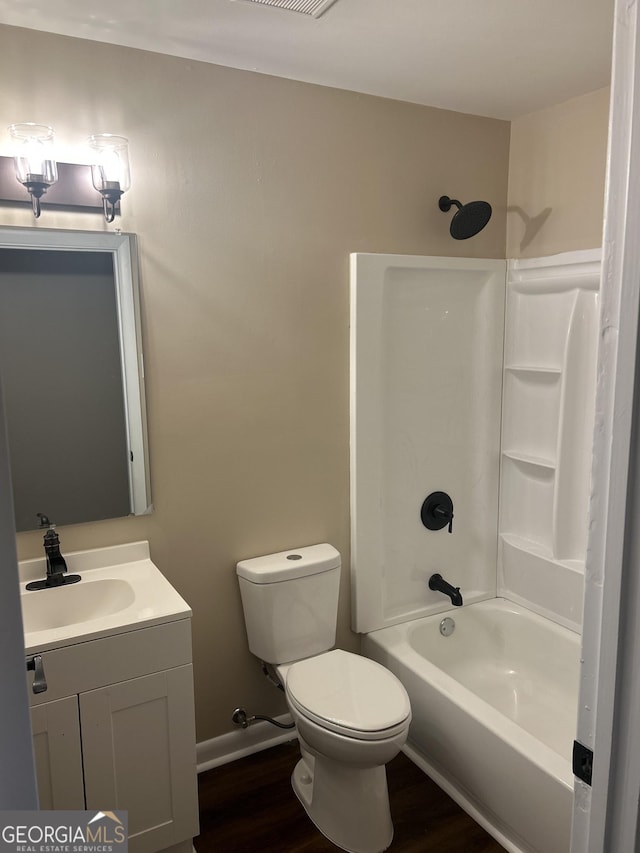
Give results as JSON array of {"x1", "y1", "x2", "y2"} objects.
[{"x1": 0, "y1": 226, "x2": 151, "y2": 532}]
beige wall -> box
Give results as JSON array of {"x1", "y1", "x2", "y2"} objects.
[
  {"x1": 507, "y1": 86, "x2": 610, "y2": 258},
  {"x1": 0, "y1": 25, "x2": 509, "y2": 741}
]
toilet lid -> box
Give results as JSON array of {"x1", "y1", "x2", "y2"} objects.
[{"x1": 285, "y1": 649, "x2": 411, "y2": 738}]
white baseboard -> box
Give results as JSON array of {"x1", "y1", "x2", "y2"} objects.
[{"x1": 196, "y1": 713, "x2": 297, "y2": 774}]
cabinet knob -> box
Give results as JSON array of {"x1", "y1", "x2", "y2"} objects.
[{"x1": 26, "y1": 655, "x2": 47, "y2": 694}]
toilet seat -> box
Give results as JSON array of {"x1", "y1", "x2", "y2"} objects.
[{"x1": 285, "y1": 649, "x2": 411, "y2": 741}]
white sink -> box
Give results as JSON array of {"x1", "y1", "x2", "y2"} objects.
[
  {"x1": 21, "y1": 577, "x2": 136, "y2": 633},
  {"x1": 20, "y1": 541, "x2": 191, "y2": 654}
]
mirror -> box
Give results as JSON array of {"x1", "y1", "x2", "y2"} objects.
[{"x1": 0, "y1": 226, "x2": 151, "y2": 532}]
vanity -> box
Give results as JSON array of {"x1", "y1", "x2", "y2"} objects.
[{"x1": 20, "y1": 541, "x2": 199, "y2": 853}]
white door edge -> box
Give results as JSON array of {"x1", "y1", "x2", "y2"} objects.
[
  {"x1": 572, "y1": 1, "x2": 640, "y2": 850},
  {"x1": 0, "y1": 377, "x2": 38, "y2": 809}
]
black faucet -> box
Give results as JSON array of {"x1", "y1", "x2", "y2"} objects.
[
  {"x1": 25, "y1": 514, "x2": 82, "y2": 591},
  {"x1": 428, "y1": 573, "x2": 463, "y2": 606}
]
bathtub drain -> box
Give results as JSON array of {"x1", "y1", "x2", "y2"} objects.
[{"x1": 439, "y1": 617, "x2": 455, "y2": 637}]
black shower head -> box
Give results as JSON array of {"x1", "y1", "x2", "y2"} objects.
[{"x1": 438, "y1": 195, "x2": 492, "y2": 240}]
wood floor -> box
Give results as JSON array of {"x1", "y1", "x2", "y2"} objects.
[{"x1": 196, "y1": 741, "x2": 505, "y2": 852}]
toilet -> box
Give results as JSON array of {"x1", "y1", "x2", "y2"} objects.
[{"x1": 236, "y1": 543, "x2": 411, "y2": 853}]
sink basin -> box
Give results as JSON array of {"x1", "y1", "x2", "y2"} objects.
[
  {"x1": 19, "y1": 540, "x2": 192, "y2": 654},
  {"x1": 21, "y1": 577, "x2": 136, "y2": 633}
]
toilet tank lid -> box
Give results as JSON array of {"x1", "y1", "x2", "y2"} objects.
[{"x1": 236, "y1": 543, "x2": 341, "y2": 583}]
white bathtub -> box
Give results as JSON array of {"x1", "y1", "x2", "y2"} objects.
[{"x1": 362, "y1": 598, "x2": 579, "y2": 853}]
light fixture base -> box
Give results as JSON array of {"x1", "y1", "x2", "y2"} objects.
[
  {"x1": 22, "y1": 180, "x2": 50, "y2": 218},
  {"x1": 0, "y1": 157, "x2": 108, "y2": 213},
  {"x1": 99, "y1": 185, "x2": 124, "y2": 223}
]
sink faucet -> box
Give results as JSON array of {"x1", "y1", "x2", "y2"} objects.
[
  {"x1": 428, "y1": 573, "x2": 463, "y2": 606},
  {"x1": 25, "y1": 514, "x2": 82, "y2": 591}
]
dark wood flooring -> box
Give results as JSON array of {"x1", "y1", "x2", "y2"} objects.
[{"x1": 196, "y1": 741, "x2": 505, "y2": 852}]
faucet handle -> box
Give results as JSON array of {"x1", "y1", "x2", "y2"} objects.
[
  {"x1": 432, "y1": 503, "x2": 454, "y2": 533},
  {"x1": 36, "y1": 512, "x2": 54, "y2": 529},
  {"x1": 420, "y1": 491, "x2": 454, "y2": 533}
]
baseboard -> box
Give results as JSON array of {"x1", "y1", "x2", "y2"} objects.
[{"x1": 197, "y1": 713, "x2": 297, "y2": 773}]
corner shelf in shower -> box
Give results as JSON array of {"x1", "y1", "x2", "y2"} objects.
[
  {"x1": 499, "y1": 532, "x2": 586, "y2": 632},
  {"x1": 500, "y1": 533, "x2": 585, "y2": 574},
  {"x1": 504, "y1": 364, "x2": 562, "y2": 375},
  {"x1": 501, "y1": 450, "x2": 556, "y2": 470},
  {"x1": 499, "y1": 250, "x2": 601, "y2": 632},
  {"x1": 501, "y1": 365, "x2": 562, "y2": 476}
]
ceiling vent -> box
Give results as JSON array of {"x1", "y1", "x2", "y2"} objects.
[{"x1": 232, "y1": 0, "x2": 340, "y2": 18}]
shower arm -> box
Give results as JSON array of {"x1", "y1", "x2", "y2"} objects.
[{"x1": 438, "y1": 196, "x2": 462, "y2": 212}]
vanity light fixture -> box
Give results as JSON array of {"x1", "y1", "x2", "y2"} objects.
[
  {"x1": 1, "y1": 126, "x2": 132, "y2": 220},
  {"x1": 8, "y1": 123, "x2": 58, "y2": 218},
  {"x1": 88, "y1": 134, "x2": 131, "y2": 223}
]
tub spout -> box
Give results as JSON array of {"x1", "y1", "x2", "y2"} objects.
[{"x1": 428, "y1": 573, "x2": 463, "y2": 606}]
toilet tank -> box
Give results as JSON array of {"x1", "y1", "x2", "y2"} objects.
[{"x1": 236, "y1": 543, "x2": 341, "y2": 664}]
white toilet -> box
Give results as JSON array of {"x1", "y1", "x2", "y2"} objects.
[{"x1": 236, "y1": 543, "x2": 411, "y2": 853}]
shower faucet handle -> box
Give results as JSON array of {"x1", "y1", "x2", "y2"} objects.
[
  {"x1": 433, "y1": 503, "x2": 454, "y2": 533},
  {"x1": 420, "y1": 491, "x2": 454, "y2": 533}
]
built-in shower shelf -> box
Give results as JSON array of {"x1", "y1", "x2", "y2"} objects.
[
  {"x1": 500, "y1": 533, "x2": 585, "y2": 573},
  {"x1": 502, "y1": 450, "x2": 556, "y2": 470},
  {"x1": 504, "y1": 364, "x2": 562, "y2": 375},
  {"x1": 501, "y1": 532, "x2": 553, "y2": 561},
  {"x1": 499, "y1": 250, "x2": 601, "y2": 632}
]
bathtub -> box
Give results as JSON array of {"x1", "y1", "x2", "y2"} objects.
[{"x1": 362, "y1": 598, "x2": 579, "y2": 853}]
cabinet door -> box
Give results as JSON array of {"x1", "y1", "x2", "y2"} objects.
[
  {"x1": 31, "y1": 696, "x2": 85, "y2": 810},
  {"x1": 80, "y1": 665, "x2": 199, "y2": 853}
]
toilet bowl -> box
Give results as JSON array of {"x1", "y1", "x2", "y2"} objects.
[
  {"x1": 280, "y1": 649, "x2": 410, "y2": 755},
  {"x1": 236, "y1": 544, "x2": 412, "y2": 853},
  {"x1": 278, "y1": 649, "x2": 411, "y2": 853}
]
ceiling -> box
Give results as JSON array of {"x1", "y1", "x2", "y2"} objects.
[{"x1": 0, "y1": 0, "x2": 614, "y2": 120}]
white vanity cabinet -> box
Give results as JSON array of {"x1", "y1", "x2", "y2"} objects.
[
  {"x1": 27, "y1": 618, "x2": 199, "y2": 853},
  {"x1": 31, "y1": 695, "x2": 85, "y2": 810}
]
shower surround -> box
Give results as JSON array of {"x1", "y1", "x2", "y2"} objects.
[
  {"x1": 499, "y1": 251, "x2": 600, "y2": 631},
  {"x1": 350, "y1": 250, "x2": 601, "y2": 853}
]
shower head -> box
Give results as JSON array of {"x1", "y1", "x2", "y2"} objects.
[{"x1": 438, "y1": 195, "x2": 492, "y2": 240}]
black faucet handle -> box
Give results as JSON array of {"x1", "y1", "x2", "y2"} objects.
[
  {"x1": 432, "y1": 503, "x2": 454, "y2": 533},
  {"x1": 421, "y1": 492, "x2": 454, "y2": 533},
  {"x1": 36, "y1": 512, "x2": 53, "y2": 529}
]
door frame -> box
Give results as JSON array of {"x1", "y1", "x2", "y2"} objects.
[
  {"x1": 0, "y1": 375, "x2": 38, "y2": 808},
  {"x1": 571, "y1": 1, "x2": 640, "y2": 849}
]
